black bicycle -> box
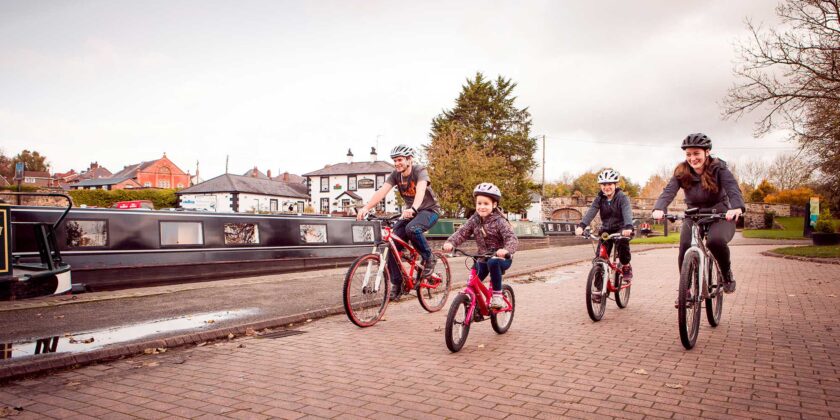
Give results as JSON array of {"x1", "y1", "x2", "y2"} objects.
[{"x1": 665, "y1": 208, "x2": 726, "y2": 350}]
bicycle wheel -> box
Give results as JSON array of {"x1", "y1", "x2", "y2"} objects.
[
  {"x1": 490, "y1": 285, "x2": 515, "y2": 334},
  {"x1": 614, "y1": 268, "x2": 631, "y2": 309},
  {"x1": 445, "y1": 293, "x2": 471, "y2": 352},
  {"x1": 678, "y1": 251, "x2": 702, "y2": 349},
  {"x1": 417, "y1": 251, "x2": 452, "y2": 313},
  {"x1": 705, "y1": 257, "x2": 724, "y2": 327},
  {"x1": 585, "y1": 264, "x2": 607, "y2": 322},
  {"x1": 343, "y1": 253, "x2": 391, "y2": 328}
]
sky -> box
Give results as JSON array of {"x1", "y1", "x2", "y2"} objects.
[{"x1": 0, "y1": 0, "x2": 797, "y2": 185}]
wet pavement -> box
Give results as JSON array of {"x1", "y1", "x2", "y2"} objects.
[{"x1": 0, "y1": 244, "x2": 837, "y2": 419}]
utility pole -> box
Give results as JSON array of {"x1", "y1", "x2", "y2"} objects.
[{"x1": 541, "y1": 135, "x2": 546, "y2": 197}]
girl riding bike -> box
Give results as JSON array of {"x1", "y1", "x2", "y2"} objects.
[
  {"x1": 575, "y1": 169, "x2": 635, "y2": 281},
  {"x1": 651, "y1": 133, "x2": 745, "y2": 294},
  {"x1": 442, "y1": 183, "x2": 518, "y2": 309}
]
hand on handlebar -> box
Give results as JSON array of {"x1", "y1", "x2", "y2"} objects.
[
  {"x1": 652, "y1": 210, "x2": 664, "y2": 220},
  {"x1": 725, "y1": 208, "x2": 743, "y2": 222},
  {"x1": 495, "y1": 249, "x2": 509, "y2": 259},
  {"x1": 574, "y1": 226, "x2": 584, "y2": 236},
  {"x1": 621, "y1": 229, "x2": 633, "y2": 237},
  {"x1": 356, "y1": 208, "x2": 369, "y2": 221},
  {"x1": 442, "y1": 242, "x2": 454, "y2": 253}
]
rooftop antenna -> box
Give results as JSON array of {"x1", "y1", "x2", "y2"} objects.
[{"x1": 225, "y1": 155, "x2": 229, "y2": 174}]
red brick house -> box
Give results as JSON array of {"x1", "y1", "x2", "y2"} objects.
[
  {"x1": 54, "y1": 162, "x2": 113, "y2": 190},
  {"x1": 71, "y1": 154, "x2": 190, "y2": 190}
]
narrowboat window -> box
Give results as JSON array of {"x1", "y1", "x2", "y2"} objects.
[
  {"x1": 224, "y1": 223, "x2": 260, "y2": 245},
  {"x1": 352, "y1": 225, "x2": 375, "y2": 243},
  {"x1": 160, "y1": 222, "x2": 204, "y2": 246},
  {"x1": 565, "y1": 224, "x2": 571, "y2": 232},
  {"x1": 547, "y1": 224, "x2": 554, "y2": 231},
  {"x1": 300, "y1": 224, "x2": 327, "y2": 243},
  {"x1": 66, "y1": 220, "x2": 108, "y2": 247}
]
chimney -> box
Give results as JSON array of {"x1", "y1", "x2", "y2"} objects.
[
  {"x1": 251, "y1": 166, "x2": 258, "y2": 178},
  {"x1": 267, "y1": 169, "x2": 272, "y2": 179},
  {"x1": 90, "y1": 162, "x2": 99, "y2": 170},
  {"x1": 370, "y1": 147, "x2": 377, "y2": 162},
  {"x1": 283, "y1": 172, "x2": 290, "y2": 182},
  {"x1": 347, "y1": 148, "x2": 354, "y2": 164}
]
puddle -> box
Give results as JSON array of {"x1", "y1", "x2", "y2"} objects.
[
  {"x1": 0, "y1": 308, "x2": 258, "y2": 361},
  {"x1": 545, "y1": 266, "x2": 588, "y2": 284}
]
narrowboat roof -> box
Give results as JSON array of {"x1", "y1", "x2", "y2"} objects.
[{"x1": 175, "y1": 173, "x2": 309, "y2": 198}]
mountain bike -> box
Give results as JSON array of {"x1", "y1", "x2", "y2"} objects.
[
  {"x1": 343, "y1": 214, "x2": 451, "y2": 327},
  {"x1": 580, "y1": 229, "x2": 632, "y2": 321},
  {"x1": 444, "y1": 249, "x2": 514, "y2": 353},
  {"x1": 665, "y1": 208, "x2": 725, "y2": 349}
]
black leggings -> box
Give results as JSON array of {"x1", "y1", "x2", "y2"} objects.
[
  {"x1": 601, "y1": 230, "x2": 631, "y2": 265},
  {"x1": 678, "y1": 219, "x2": 736, "y2": 273}
]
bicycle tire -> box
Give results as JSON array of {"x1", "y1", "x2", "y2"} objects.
[
  {"x1": 417, "y1": 251, "x2": 452, "y2": 313},
  {"x1": 614, "y1": 268, "x2": 631, "y2": 309},
  {"x1": 445, "y1": 293, "x2": 471, "y2": 352},
  {"x1": 678, "y1": 251, "x2": 702, "y2": 349},
  {"x1": 490, "y1": 285, "x2": 515, "y2": 334},
  {"x1": 585, "y1": 264, "x2": 607, "y2": 322},
  {"x1": 706, "y1": 257, "x2": 724, "y2": 327},
  {"x1": 343, "y1": 253, "x2": 391, "y2": 328}
]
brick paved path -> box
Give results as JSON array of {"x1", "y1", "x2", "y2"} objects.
[{"x1": 1, "y1": 245, "x2": 838, "y2": 419}]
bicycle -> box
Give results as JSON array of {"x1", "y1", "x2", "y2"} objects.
[
  {"x1": 664, "y1": 208, "x2": 725, "y2": 350},
  {"x1": 444, "y1": 249, "x2": 515, "y2": 353},
  {"x1": 580, "y1": 228, "x2": 632, "y2": 322},
  {"x1": 343, "y1": 214, "x2": 452, "y2": 327}
]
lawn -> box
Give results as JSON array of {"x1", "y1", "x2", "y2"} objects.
[
  {"x1": 743, "y1": 216, "x2": 806, "y2": 239},
  {"x1": 632, "y1": 234, "x2": 680, "y2": 244},
  {"x1": 771, "y1": 245, "x2": 840, "y2": 258}
]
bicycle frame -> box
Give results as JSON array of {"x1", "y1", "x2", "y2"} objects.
[
  {"x1": 359, "y1": 222, "x2": 441, "y2": 295},
  {"x1": 461, "y1": 260, "x2": 513, "y2": 327},
  {"x1": 586, "y1": 233, "x2": 630, "y2": 295}
]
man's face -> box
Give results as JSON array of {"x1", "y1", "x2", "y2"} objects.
[{"x1": 392, "y1": 156, "x2": 411, "y2": 172}]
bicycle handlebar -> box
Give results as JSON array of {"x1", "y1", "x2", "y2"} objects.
[
  {"x1": 449, "y1": 248, "x2": 511, "y2": 260},
  {"x1": 579, "y1": 229, "x2": 631, "y2": 241}
]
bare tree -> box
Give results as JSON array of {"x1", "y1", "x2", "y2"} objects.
[
  {"x1": 768, "y1": 152, "x2": 813, "y2": 189},
  {"x1": 732, "y1": 157, "x2": 770, "y2": 188},
  {"x1": 724, "y1": 0, "x2": 840, "y2": 206}
]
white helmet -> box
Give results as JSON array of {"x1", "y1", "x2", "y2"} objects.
[
  {"x1": 473, "y1": 182, "x2": 502, "y2": 201},
  {"x1": 597, "y1": 169, "x2": 620, "y2": 184},
  {"x1": 389, "y1": 144, "x2": 416, "y2": 159}
]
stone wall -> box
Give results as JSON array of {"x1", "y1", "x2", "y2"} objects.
[
  {"x1": 0, "y1": 191, "x2": 73, "y2": 207},
  {"x1": 744, "y1": 202, "x2": 791, "y2": 230}
]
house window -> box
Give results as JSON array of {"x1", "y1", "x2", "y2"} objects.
[
  {"x1": 320, "y1": 197, "x2": 329, "y2": 214},
  {"x1": 65, "y1": 220, "x2": 108, "y2": 247},
  {"x1": 320, "y1": 177, "x2": 329, "y2": 193},
  {"x1": 144, "y1": 182, "x2": 152, "y2": 187},
  {"x1": 160, "y1": 222, "x2": 204, "y2": 246},
  {"x1": 24, "y1": 177, "x2": 35, "y2": 183},
  {"x1": 376, "y1": 175, "x2": 385, "y2": 189},
  {"x1": 348, "y1": 175, "x2": 357, "y2": 191},
  {"x1": 157, "y1": 180, "x2": 170, "y2": 188},
  {"x1": 270, "y1": 199, "x2": 278, "y2": 212},
  {"x1": 177, "y1": 183, "x2": 184, "y2": 188},
  {"x1": 224, "y1": 223, "x2": 260, "y2": 245}
]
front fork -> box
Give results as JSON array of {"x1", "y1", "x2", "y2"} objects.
[{"x1": 361, "y1": 244, "x2": 390, "y2": 293}]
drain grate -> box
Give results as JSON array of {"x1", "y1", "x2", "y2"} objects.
[{"x1": 258, "y1": 330, "x2": 306, "y2": 339}]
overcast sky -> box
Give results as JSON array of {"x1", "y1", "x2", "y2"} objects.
[{"x1": 0, "y1": 0, "x2": 796, "y2": 185}]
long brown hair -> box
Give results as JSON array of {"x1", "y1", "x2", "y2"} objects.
[{"x1": 674, "y1": 158, "x2": 719, "y2": 194}]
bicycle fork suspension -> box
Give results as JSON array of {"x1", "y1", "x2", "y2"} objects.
[{"x1": 362, "y1": 245, "x2": 389, "y2": 293}]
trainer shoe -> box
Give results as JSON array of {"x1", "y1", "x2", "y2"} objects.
[
  {"x1": 722, "y1": 269, "x2": 736, "y2": 294},
  {"x1": 490, "y1": 294, "x2": 505, "y2": 309},
  {"x1": 388, "y1": 286, "x2": 403, "y2": 301},
  {"x1": 420, "y1": 253, "x2": 436, "y2": 278},
  {"x1": 622, "y1": 264, "x2": 633, "y2": 282}
]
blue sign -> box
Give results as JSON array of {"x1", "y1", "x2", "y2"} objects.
[{"x1": 14, "y1": 162, "x2": 24, "y2": 180}]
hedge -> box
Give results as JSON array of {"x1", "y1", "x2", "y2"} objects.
[{"x1": 68, "y1": 189, "x2": 179, "y2": 209}]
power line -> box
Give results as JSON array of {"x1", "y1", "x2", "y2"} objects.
[{"x1": 542, "y1": 136, "x2": 796, "y2": 150}]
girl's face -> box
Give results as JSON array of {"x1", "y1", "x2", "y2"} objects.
[
  {"x1": 599, "y1": 182, "x2": 616, "y2": 197},
  {"x1": 684, "y1": 147, "x2": 709, "y2": 172},
  {"x1": 475, "y1": 195, "x2": 497, "y2": 218}
]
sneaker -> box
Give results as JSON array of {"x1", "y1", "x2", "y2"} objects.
[
  {"x1": 722, "y1": 269, "x2": 736, "y2": 294},
  {"x1": 490, "y1": 294, "x2": 505, "y2": 309},
  {"x1": 420, "y1": 253, "x2": 436, "y2": 278},
  {"x1": 621, "y1": 265, "x2": 633, "y2": 282},
  {"x1": 389, "y1": 286, "x2": 403, "y2": 301}
]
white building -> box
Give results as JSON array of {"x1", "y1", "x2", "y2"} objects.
[
  {"x1": 303, "y1": 148, "x2": 398, "y2": 215},
  {"x1": 176, "y1": 173, "x2": 309, "y2": 213}
]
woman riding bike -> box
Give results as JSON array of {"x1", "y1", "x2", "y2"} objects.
[{"x1": 652, "y1": 133, "x2": 745, "y2": 294}]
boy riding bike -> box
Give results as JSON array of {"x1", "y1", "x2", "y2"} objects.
[
  {"x1": 357, "y1": 144, "x2": 442, "y2": 300},
  {"x1": 575, "y1": 169, "x2": 634, "y2": 281},
  {"x1": 442, "y1": 183, "x2": 518, "y2": 309}
]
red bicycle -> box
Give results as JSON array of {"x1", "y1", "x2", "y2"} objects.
[
  {"x1": 444, "y1": 249, "x2": 515, "y2": 353},
  {"x1": 580, "y1": 228, "x2": 633, "y2": 321},
  {"x1": 343, "y1": 214, "x2": 452, "y2": 327}
]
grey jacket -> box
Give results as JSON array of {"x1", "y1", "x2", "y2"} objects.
[
  {"x1": 446, "y1": 211, "x2": 518, "y2": 255},
  {"x1": 654, "y1": 158, "x2": 745, "y2": 212},
  {"x1": 579, "y1": 189, "x2": 634, "y2": 232}
]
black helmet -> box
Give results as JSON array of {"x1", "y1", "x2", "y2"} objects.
[{"x1": 681, "y1": 133, "x2": 712, "y2": 150}]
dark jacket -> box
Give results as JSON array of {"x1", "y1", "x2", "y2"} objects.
[
  {"x1": 654, "y1": 158, "x2": 745, "y2": 212},
  {"x1": 579, "y1": 189, "x2": 634, "y2": 232},
  {"x1": 446, "y1": 210, "x2": 518, "y2": 255}
]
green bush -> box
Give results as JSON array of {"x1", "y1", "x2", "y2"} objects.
[
  {"x1": 68, "y1": 189, "x2": 178, "y2": 209},
  {"x1": 814, "y1": 208, "x2": 835, "y2": 234},
  {"x1": 763, "y1": 211, "x2": 775, "y2": 229}
]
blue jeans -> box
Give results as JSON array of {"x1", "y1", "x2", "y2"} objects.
[
  {"x1": 476, "y1": 257, "x2": 513, "y2": 292},
  {"x1": 387, "y1": 210, "x2": 439, "y2": 286}
]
